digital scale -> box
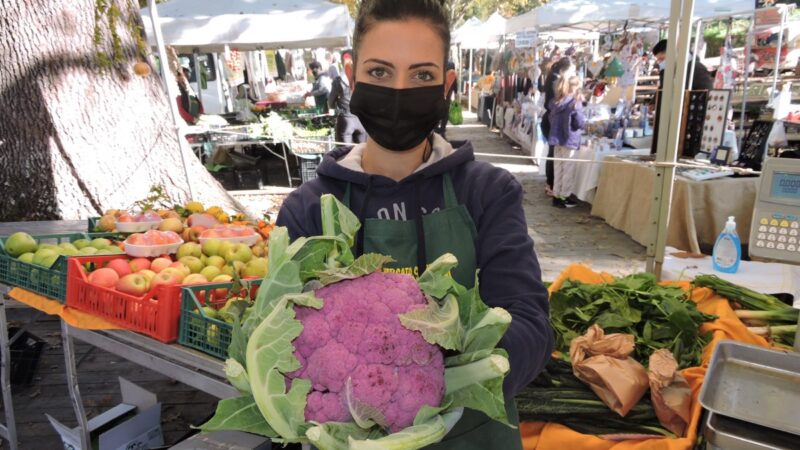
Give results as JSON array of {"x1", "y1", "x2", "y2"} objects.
[{"x1": 749, "y1": 157, "x2": 800, "y2": 263}]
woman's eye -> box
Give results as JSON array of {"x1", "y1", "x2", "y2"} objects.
[
  {"x1": 367, "y1": 68, "x2": 389, "y2": 79},
  {"x1": 415, "y1": 71, "x2": 435, "y2": 82}
]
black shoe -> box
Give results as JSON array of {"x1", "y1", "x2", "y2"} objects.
[
  {"x1": 564, "y1": 197, "x2": 578, "y2": 208},
  {"x1": 552, "y1": 198, "x2": 567, "y2": 208},
  {"x1": 567, "y1": 194, "x2": 579, "y2": 203}
]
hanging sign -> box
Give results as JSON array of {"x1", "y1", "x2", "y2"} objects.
[{"x1": 516, "y1": 31, "x2": 538, "y2": 49}]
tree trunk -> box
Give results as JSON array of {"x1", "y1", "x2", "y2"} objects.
[{"x1": 0, "y1": 0, "x2": 251, "y2": 221}]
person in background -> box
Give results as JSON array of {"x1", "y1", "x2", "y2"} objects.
[
  {"x1": 435, "y1": 61, "x2": 458, "y2": 138},
  {"x1": 328, "y1": 51, "x2": 367, "y2": 144},
  {"x1": 277, "y1": 0, "x2": 552, "y2": 447},
  {"x1": 541, "y1": 57, "x2": 573, "y2": 196},
  {"x1": 547, "y1": 74, "x2": 586, "y2": 209},
  {"x1": 176, "y1": 67, "x2": 203, "y2": 125},
  {"x1": 305, "y1": 61, "x2": 332, "y2": 111}
]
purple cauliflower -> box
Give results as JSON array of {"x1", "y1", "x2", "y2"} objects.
[{"x1": 285, "y1": 271, "x2": 445, "y2": 432}]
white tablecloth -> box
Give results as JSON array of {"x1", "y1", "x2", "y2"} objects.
[
  {"x1": 661, "y1": 247, "x2": 800, "y2": 307},
  {"x1": 573, "y1": 144, "x2": 651, "y2": 203}
]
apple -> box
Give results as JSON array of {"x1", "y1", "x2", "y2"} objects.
[
  {"x1": 223, "y1": 243, "x2": 253, "y2": 264},
  {"x1": 78, "y1": 247, "x2": 98, "y2": 256},
  {"x1": 138, "y1": 269, "x2": 156, "y2": 289},
  {"x1": 187, "y1": 213, "x2": 219, "y2": 229},
  {"x1": 129, "y1": 258, "x2": 151, "y2": 272},
  {"x1": 200, "y1": 254, "x2": 208, "y2": 266},
  {"x1": 88, "y1": 268, "x2": 120, "y2": 288},
  {"x1": 161, "y1": 267, "x2": 187, "y2": 282},
  {"x1": 17, "y1": 252, "x2": 35, "y2": 264},
  {"x1": 150, "y1": 257, "x2": 172, "y2": 273},
  {"x1": 32, "y1": 248, "x2": 59, "y2": 268},
  {"x1": 251, "y1": 243, "x2": 267, "y2": 258},
  {"x1": 95, "y1": 249, "x2": 113, "y2": 255},
  {"x1": 97, "y1": 214, "x2": 116, "y2": 232},
  {"x1": 59, "y1": 243, "x2": 79, "y2": 254},
  {"x1": 90, "y1": 238, "x2": 112, "y2": 249},
  {"x1": 116, "y1": 274, "x2": 149, "y2": 296},
  {"x1": 169, "y1": 262, "x2": 191, "y2": 277},
  {"x1": 222, "y1": 261, "x2": 246, "y2": 277},
  {"x1": 211, "y1": 274, "x2": 233, "y2": 299},
  {"x1": 158, "y1": 217, "x2": 184, "y2": 233},
  {"x1": 182, "y1": 226, "x2": 207, "y2": 243},
  {"x1": 107, "y1": 246, "x2": 124, "y2": 254},
  {"x1": 72, "y1": 239, "x2": 91, "y2": 250},
  {"x1": 4, "y1": 232, "x2": 37, "y2": 257},
  {"x1": 242, "y1": 258, "x2": 268, "y2": 278},
  {"x1": 176, "y1": 242, "x2": 202, "y2": 259},
  {"x1": 200, "y1": 265, "x2": 222, "y2": 281},
  {"x1": 205, "y1": 255, "x2": 225, "y2": 269},
  {"x1": 150, "y1": 269, "x2": 183, "y2": 293},
  {"x1": 201, "y1": 238, "x2": 223, "y2": 257},
  {"x1": 183, "y1": 273, "x2": 209, "y2": 285},
  {"x1": 179, "y1": 256, "x2": 204, "y2": 274},
  {"x1": 106, "y1": 259, "x2": 132, "y2": 277}
]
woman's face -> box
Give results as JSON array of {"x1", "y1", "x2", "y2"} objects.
[{"x1": 354, "y1": 19, "x2": 455, "y2": 93}]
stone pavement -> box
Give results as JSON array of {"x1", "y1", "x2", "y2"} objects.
[{"x1": 446, "y1": 112, "x2": 647, "y2": 281}]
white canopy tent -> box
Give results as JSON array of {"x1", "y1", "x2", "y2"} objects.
[
  {"x1": 140, "y1": 0, "x2": 353, "y2": 52},
  {"x1": 453, "y1": 13, "x2": 507, "y2": 49}
]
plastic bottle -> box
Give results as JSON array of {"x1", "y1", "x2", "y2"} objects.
[{"x1": 712, "y1": 216, "x2": 741, "y2": 274}]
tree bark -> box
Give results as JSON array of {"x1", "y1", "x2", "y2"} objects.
[{"x1": 0, "y1": 0, "x2": 250, "y2": 221}]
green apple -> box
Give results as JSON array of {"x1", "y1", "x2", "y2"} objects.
[
  {"x1": 179, "y1": 256, "x2": 204, "y2": 274},
  {"x1": 205, "y1": 255, "x2": 225, "y2": 269},
  {"x1": 90, "y1": 238, "x2": 112, "y2": 249},
  {"x1": 201, "y1": 239, "x2": 223, "y2": 257},
  {"x1": 17, "y1": 252, "x2": 35, "y2": 264},
  {"x1": 59, "y1": 247, "x2": 79, "y2": 256},
  {"x1": 218, "y1": 241, "x2": 234, "y2": 258},
  {"x1": 200, "y1": 254, "x2": 208, "y2": 266},
  {"x1": 95, "y1": 249, "x2": 113, "y2": 255},
  {"x1": 72, "y1": 239, "x2": 91, "y2": 250},
  {"x1": 4, "y1": 232, "x2": 37, "y2": 257},
  {"x1": 79, "y1": 247, "x2": 98, "y2": 255},
  {"x1": 222, "y1": 243, "x2": 252, "y2": 264},
  {"x1": 242, "y1": 258, "x2": 268, "y2": 278},
  {"x1": 59, "y1": 243, "x2": 79, "y2": 253},
  {"x1": 221, "y1": 261, "x2": 246, "y2": 277},
  {"x1": 200, "y1": 265, "x2": 222, "y2": 281},
  {"x1": 32, "y1": 248, "x2": 59, "y2": 268},
  {"x1": 107, "y1": 246, "x2": 124, "y2": 254},
  {"x1": 176, "y1": 242, "x2": 202, "y2": 259}
]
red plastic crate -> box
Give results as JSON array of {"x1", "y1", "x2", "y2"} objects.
[{"x1": 66, "y1": 255, "x2": 184, "y2": 343}]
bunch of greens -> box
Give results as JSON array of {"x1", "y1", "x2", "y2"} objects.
[
  {"x1": 200, "y1": 195, "x2": 514, "y2": 449},
  {"x1": 516, "y1": 359, "x2": 673, "y2": 437},
  {"x1": 550, "y1": 274, "x2": 716, "y2": 369},
  {"x1": 694, "y1": 275, "x2": 797, "y2": 348}
]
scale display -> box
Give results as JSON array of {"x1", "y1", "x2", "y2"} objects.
[{"x1": 750, "y1": 158, "x2": 800, "y2": 264}]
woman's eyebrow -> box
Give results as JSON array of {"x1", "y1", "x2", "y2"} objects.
[
  {"x1": 363, "y1": 58, "x2": 395, "y2": 68},
  {"x1": 409, "y1": 62, "x2": 439, "y2": 70}
]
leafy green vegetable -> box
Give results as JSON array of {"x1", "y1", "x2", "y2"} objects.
[
  {"x1": 199, "y1": 396, "x2": 275, "y2": 436},
  {"x1": 550, "y1": 273, "x2": 715, "y2": 368}
]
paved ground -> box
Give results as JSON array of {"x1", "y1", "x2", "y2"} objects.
[{"x1": 447, "y1": 112, "x2": 647, "y2": 281}]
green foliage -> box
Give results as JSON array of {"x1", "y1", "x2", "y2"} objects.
[{"x1": 702, "y1": 19, "x2": 749, "y2": 59}]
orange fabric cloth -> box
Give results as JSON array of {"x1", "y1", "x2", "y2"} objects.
[
  {"x1": 9, "y1": 288, "x2": 120, "y2": 330},
  {"x1": 523, "y1": 264, "x2": 772, "y2": 450}
]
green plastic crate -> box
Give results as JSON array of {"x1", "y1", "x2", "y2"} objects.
[
  {"x1": 87, "y1": 217, "x2": 100, "y2": 232},
  {"x1": 178, "y1": 279, "x2": 261, "y2": 360},
  {"x1": 0, "y1": 232, "x2": 120, "y2": 302}
]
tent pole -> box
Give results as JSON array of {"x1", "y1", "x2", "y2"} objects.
[
  {"x1": 148, "y1": 0, "x2": 194, "y2": 199},
  {"x1": 739, "y1": 16, "x2": 754, "y2": 150},
  {"x1": 687, "y1": 19, "x2": 702, "y2": 90},
  {"x1": 468, "y1": 49, "x2": 474, "y2": 113},
  {"x1": 771, "y1": 6, "x2": 786, "y2": 96},
  {"x1": 646, "y1": 0, "x2": 695, "y2": 277}
]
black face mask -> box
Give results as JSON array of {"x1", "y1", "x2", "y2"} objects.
[{"x1": 349, "y1": 82, "x2": 448, "y2": 151}]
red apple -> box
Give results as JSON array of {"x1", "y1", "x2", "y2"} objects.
[
  {"x1": 88, "y1": 268, "x2": 119, "y2": 289},
  {"x1": 150, "y1": 257, "x2": 172, "y2": 273},
  {"x1": 160, "y1": 267, "x2": 186, "y2": 283},
  {"x1": 211, "y1": 274, "x2": 233, "y2": 299},
  {"x1": 150, "y1": 270, "x2": 183, "y2": 294},
  {"x1": 116, "y1": 274, "x2": 149, "y2": 297},
  {"x1": 129, "y1": 258, "x2": 151, "y2": 272},
  {"x1": 106, "y1": 259, "x2": 132, "y2": 277}
]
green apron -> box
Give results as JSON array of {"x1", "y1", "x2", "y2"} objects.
[{"x1": 345, "y1": 174, "x2": 522, "y2": 450}]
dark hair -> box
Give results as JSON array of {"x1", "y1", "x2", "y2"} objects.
[
  {"x1": 353, "y1": 0, "x2": 451, "y2": 67},
  {"x1": 309, "y1": 61, "x2": 322, "y2": 71},
  {"x1": 550, "y1": 57, "x2": 572, "y2": 77},
  {"x1": 653, "y1": 39, "x2": 668, "y2": 56}
]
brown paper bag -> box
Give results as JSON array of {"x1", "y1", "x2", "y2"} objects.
[
  {"x1": 648, "y1": 349, "x2": 692, "y2": 436},
  {"x1": 570, "y1": 325, "x2": 650, "y2": 417}
]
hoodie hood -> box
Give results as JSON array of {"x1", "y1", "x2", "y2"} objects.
[{"x1": 316, "y1": 139, "x2": 476, "y2": 187}]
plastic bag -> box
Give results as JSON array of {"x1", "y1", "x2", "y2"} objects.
[{"x1": 449, "y1": 101, "x2": 464, "y2": 126}]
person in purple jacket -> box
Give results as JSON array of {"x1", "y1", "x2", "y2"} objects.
[
  {"x1": 547, "y1": 74, "x2": 586, "y2": 208},
  {"x1": 276, "y1": 0, "x2": 553, "y2": 448}
]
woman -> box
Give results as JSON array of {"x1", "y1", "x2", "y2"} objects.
[
  {"x1": 541, "y1": 57, "x2": 572, "y2": 196},
  {"x1": 547, "y1": 74, "x2": 586, "y2": 208},
  {"x1": 328, "y1": 51, "x2": 367, "y2": 144},
  {"x1": 276, "y1": 1, "x2": 553, "y2": 447}
]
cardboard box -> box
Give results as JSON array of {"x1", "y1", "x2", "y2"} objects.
[
  {"x1": 169, "y1": 431, "x2": 271, "y2": 449},
  {"x1": 47, "y1": 377, "x2": 164, "y2": 450}
]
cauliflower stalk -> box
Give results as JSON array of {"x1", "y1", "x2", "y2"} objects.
[{"x1": 200, "y1": 195, "x2": 513, "y2": 449}]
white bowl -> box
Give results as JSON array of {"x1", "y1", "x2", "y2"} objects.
[
  {"x1": 124, "y1": 239, "x2": 184, "y2": 257},
  {"x1": 115, "y1": 220, "x2": 162, "y2": 233},
  {"x1": 198, "y1": 234, "x2": 259, "y2": 247}
]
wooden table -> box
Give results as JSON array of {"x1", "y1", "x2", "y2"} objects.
[{"x1": 591, "y1": 156, "x2": 760, "y2": 253}]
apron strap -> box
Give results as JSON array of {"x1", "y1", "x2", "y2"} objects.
[
  {"x1": 442, "y1": 173, "x2": 458, "y2": 209},
  {"x1": 414, "y1": 183, "x2": 427, "y2": 278},
  {"x1": 343, "y1": 182, "x2": 352, "y2": 208}
]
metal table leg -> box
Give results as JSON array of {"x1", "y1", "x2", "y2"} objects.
[
  {"x1": 0, "y1": 293, "x2": 18, "y2": 450},
  {"x1": 61, "y1": 320, "x2": 90, "y2": 450}
]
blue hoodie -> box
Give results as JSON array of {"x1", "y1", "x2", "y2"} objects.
[
  {"x1": 547, "y1": 96, "x2": 586, "y2": 150},
  {"x1": 277, "y1": 140, "x2": 553, "y2": 397}
]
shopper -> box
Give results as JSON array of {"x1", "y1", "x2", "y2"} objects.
[
  {"x1": 277, "y1": 1, "x2": 552, "y2": 448},
  {"x1": 541, "y1": 57, "x2": 573, "y2": 196},
  {"x1": 328, "y1": 51, "x2": 367, "y2": 144},
  {"x1": 435, "y1": 61, "x2": 458, "y2": 138},
  {"x1": 305, "y1": 61, "x2": 332, "y2": 111},
  {"x1": 548, "y1": 75, "x2": 586, "y2": 209},
  {"x1": 176, "y1": 67, "x2": 203, "y2": 125}
]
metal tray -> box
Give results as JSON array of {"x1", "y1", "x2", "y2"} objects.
[
  {"x1": 704, "y1": 412, "x2": 800, "y2": 450},
  {"x1": 699, "y1": 341, "x2": 800, "y2": 436}
]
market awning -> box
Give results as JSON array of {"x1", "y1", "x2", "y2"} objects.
[
  {"x1": 140, "y1": 0, "x2": 353, "y2": 52},
  {"x1": 453, "y1": 13, "x2": 507, "y2": 49}
]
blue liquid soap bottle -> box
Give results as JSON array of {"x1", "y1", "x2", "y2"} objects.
[{"x1": 712, "y1": 216, "x2": 741, "y2": 274}]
